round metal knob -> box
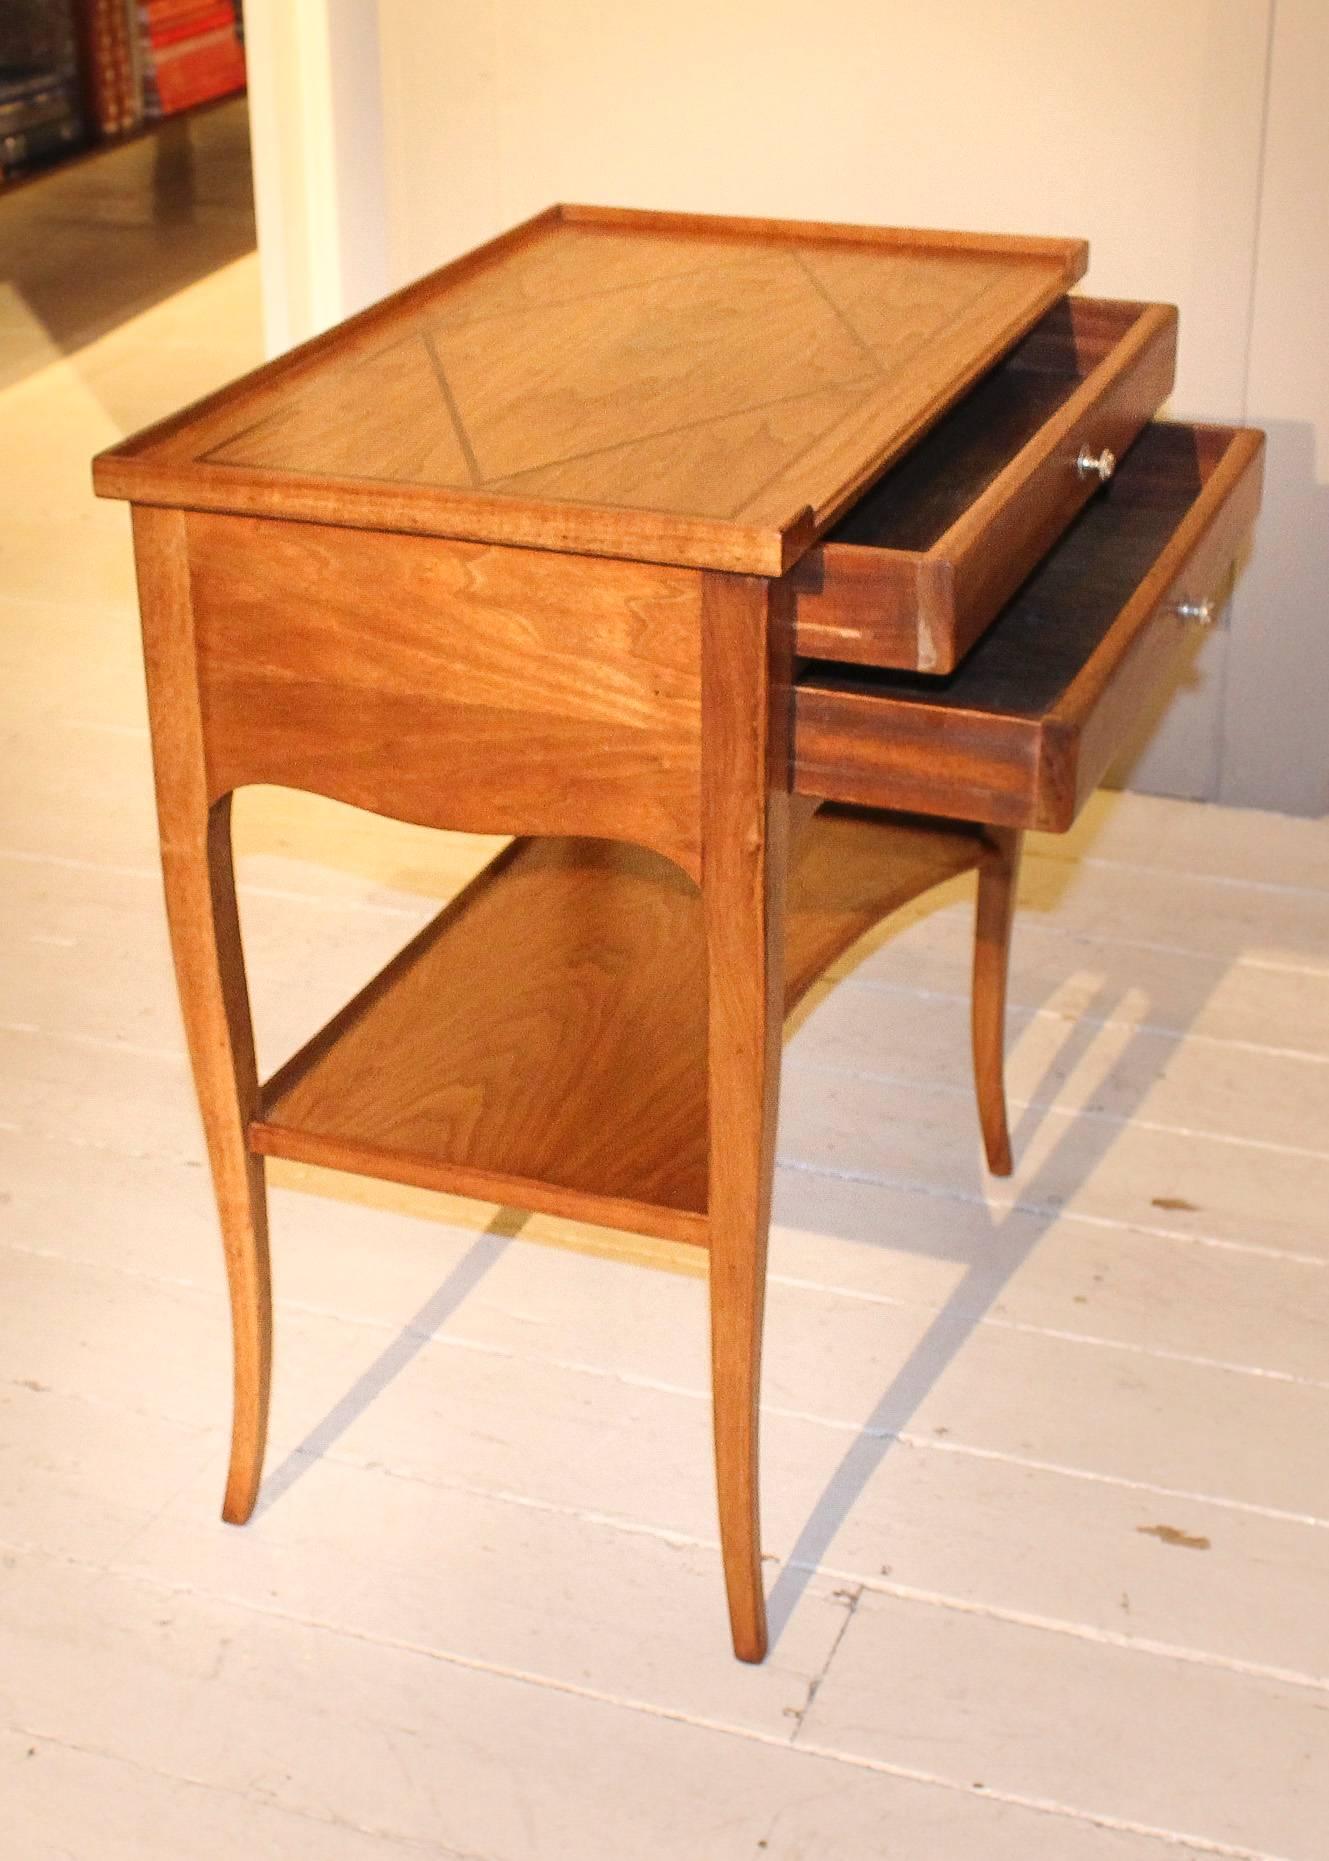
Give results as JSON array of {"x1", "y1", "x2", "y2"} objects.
[
  {"x1": 1076, "y1": 444, "x2": 1116, "y2": 483},
  {"x1": 1174, "y1": 598, "x2": 1217, "y2": 626}
]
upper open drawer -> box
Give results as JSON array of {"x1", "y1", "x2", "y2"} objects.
[
  {"x1": 793, "y1": 422, "x2": 1264, "y2": 833},
  {"x1": 792, "y1": 297, "x2": 1178, "y2": 673}
]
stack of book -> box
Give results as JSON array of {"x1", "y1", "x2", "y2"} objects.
[
  {"x1": 80, "y1": 0, "x2": 142, "y2": 137},
  {"x1": 137, "y1": 1, "x2": 245, "y2": 120},
  {"x1": 0, "y1": 63, "x2": 85, "y2": 180},
  {"x1": 0, "y1": 0, "x2": 246, "y2": 186}
]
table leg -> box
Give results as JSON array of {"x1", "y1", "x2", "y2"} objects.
[
  {"x1": 134, "y1": 508, "x2": 272, "y2": 1524},
  {"x1": 702, "y1": 573, "x2": 792, "y2": 1663},
  {"x1": 972, "y1": 826, "x2": 1023, "y2": 1177}
]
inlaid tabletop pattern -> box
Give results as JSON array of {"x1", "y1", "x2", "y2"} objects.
[{"x1": 95, "y1": 206, "x2": 1087, "y2": 571}]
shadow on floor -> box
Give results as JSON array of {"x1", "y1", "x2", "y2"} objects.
[
  {"x1": 239, "y1": 794, "x2": 1222, "y2": 1640},
  {"x1": 255, "y1": 1208, "x2": 529, "y2": 1520},
  {"x1": 0, "y1": 97, "x2": 255, "y2": 385},
  {"x1": 764, "y1": 964, "x2": 1178, "y2": 1644}
]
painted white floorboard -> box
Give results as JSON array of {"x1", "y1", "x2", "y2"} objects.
[
  {"x1": 770, "y1": 1170, "x2": 1328, "y2": 1382},
  {"x1": 0, "y1": 1382, "x2": 213, "y2": 1567},
  {"x1": 8, "y1": 1216, "x2": 1329, "y2": 1685},
  {"x1": 0, "y1": 1554, "x2": 1252, "y2": 1861},
  {"x1": 0, "y1": 855, "x2": 434, "y2": 1065},
  {"x1": 112, "y1": 1455, "x2": 851, "y2": 1739},
  {"x1": 1, "y1": 1729, "x2": 460, "y2": 1861},
  {"x1": 797, "y1": 979, "x2": 1329, "y2": 1156},
  {"x1": 10, "y1": 1172, "x2": 1328, "y2": 1531},
  {"x1": 837, "y1": 903, "x2": 1329, "y2": 1057},
  {"x1": 1012, "y1": 853, "x2": 1329, "y2": 971},
  {"x1": 800, "y1": 1589, "x2": 1327, "y2": 1860},
  {"x1": 782, "y1": 1066, "x2": 1329, "y2": 1262},
  {"x1": 1045, "y1": 788, "x2": 1329, "y2": 894}
]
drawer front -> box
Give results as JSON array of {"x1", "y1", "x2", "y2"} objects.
[
  {"x1": 793, "y1": 422, "x2": 1264, "y2": 832},
  {"x1": 792, "y1": 297, "x2": 1178, "y2": 673}
]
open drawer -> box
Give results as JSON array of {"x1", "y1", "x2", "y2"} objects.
[
  {"x1": 793, "y1": 422, "x2": 1264, "y2": 833},
  {"x1": 793, "y1": 297, "x2": 1177, "y2": 673}
]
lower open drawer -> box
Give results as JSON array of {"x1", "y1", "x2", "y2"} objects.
[{"x1": 793, "y1": 422, "x2": 1264, "y2": 832}]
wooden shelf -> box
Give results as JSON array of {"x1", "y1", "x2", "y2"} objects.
[{"x1": 250, "y1": 807, "x2": 987, "y2": 1244}]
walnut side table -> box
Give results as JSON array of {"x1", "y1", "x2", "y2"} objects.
[{"x1": 93, "y1": 205, "x2": 1263, "y2": 1662}]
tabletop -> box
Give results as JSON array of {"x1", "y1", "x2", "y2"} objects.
[{"x1": 93, "y1": 203, "x2": 1087, "y2": 574}]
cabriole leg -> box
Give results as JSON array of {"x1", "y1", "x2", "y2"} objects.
[
  {"x1": 972, "y1": 826, "x2": 1024, "y2": 1178},
  {"x1": 159, "y1": 800, "x2": 272, "y2": 1522},
  {"x1": 133, "y1": 506, "x2": 272, "y2": 1522}
]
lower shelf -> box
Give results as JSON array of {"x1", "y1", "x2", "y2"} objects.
[{"x1": 249, "y1": 807, "x2": 986, "y2": 1242}]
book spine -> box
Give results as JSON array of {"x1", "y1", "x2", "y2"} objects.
[
  {"x1": 141, "y1": 0, "x2": 230, "y2": 31},
  {"x1": 90, "y1": 0, "x2": 119, "y2": 135},
  {"x1": 83, "y1": 0, "x2": 143, "y2": 137},
  {"x1": 151, "y1": 31, "x2": 245, "y2": 115},
  {"x1": 124, "y1": 0, "x2": 146, "y2": 118},
  {"x1": 148, "y1": 4, "x2": 238, "y2": 49}
]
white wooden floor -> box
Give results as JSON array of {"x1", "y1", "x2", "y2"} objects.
[{"x1": 3, "y1": 248, "x2": 1328, "y2": 1861}]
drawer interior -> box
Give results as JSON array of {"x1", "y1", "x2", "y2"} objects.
[
  {"x1": 794, "y1": 421, "x2": 1263, "y2": 831},
  {"x1": 805, "y1": 422, "x2": 1229, "y2": 718},
  {"x1": 825, "y1": 297, "x2": 1161, "y2": 557}
]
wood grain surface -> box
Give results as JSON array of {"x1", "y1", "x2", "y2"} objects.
[
  {"x1": 131, "y1": 506, "x2": 272, "y2": 1527},
  {"x1": 251, "y1": 809, "x2": 987, "y2": 1244},
  {"x1": 698, "y1": 571, "x2": 791, "y2": 1661},
  {"x1": 92, "y1": 204, "x2": 1086, "y2": 573},
  {"x1": 793, "y1": 423, "x2": 1265, "y2": 831},
  {"x1": 971, "y1": 828, "x2": 1023, "y2": 1177},
  {"x1": 187, "y1": 512, "x2": 705, "y2": 877},
  {"x1": 793, "y1": 298, "x2": 1177, "y2": 671}
]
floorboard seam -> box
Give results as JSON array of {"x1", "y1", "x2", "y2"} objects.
[
  {"x1": 1028, "y1": 849, "x2": 1329, "y2": 902},
  {"x1": 907, "y1": 1436, "x2": 1329, "y2": 1530},
  {"x1": 766, "y1": 1281, "x2": 1329, "y2": 1390},
  {"x1": 786, "y1": 1582, "x2": 862, "y2": 1738},
  {"x1": 220, "y1": 1265, "x2": 1325, "y2": 1392},
  {"x1": 790, "y1": 1058, "x2": 1329, "y2": 1162},
  {"x1": 0, "y1": 1020, "x2": 184, "y2": 1062},
  {"x1": 822, "y1": 978, "x2": 1329, "y2": 1064},
  {"x1": 6, "y1": 1248, "x2": 1328, "y2": 1528},
  {"x1": 6, "y1": 1515, "x2": 1327, "y2": 1697},
  {"x1": 947, "y1": 917, "x2": 1329, "y2": 977},
  {"x1": 836, "y1": 1574, "x2": 1329, "y2": 1693},
  {"x1": 775, "y1": 1156, "x2": 1327, "y2": 1265},
  {"x1": 3, "y1": 1721, "x2": 476, "y2": 1856},
  {"x1": 3, "y1": 1127, "x2": 1321, "y2": 1274},
  {"x1": 6, "y1": 1568, "x2": 1298, "y2": 1861},
  {"x1": 0, "y1": 845, "x2": 437, "y2": 918}
]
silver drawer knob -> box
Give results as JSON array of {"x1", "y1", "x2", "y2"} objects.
[
  {"x1": 1076, "y1": 444, "x2": 1116, "y2": 483},
  {"x1": 1174, "y1": 598, "x2": 1216, "y2": 626}
]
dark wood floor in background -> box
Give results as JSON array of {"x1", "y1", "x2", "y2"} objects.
[{"x1": 0, "y1": 96, "x2": 253, "y2": 383}]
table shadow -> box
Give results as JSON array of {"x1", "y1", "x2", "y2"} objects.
[
  {"x1": 764, "y1": 888, "x2": 1225, "y2": 1645},
  {"x1": 241, "y1": 796, "x2": 1252, "y2": 1665},
  {"x1": 253, "y1": 1207, "x2": 527, "y2": 1519}
]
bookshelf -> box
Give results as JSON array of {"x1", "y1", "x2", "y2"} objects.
[{"x1": 1, "y1": 0, "x2": 246, "y2": 189}]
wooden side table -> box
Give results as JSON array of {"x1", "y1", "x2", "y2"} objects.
[{"x1": 93, "y1": 205, "x2": 1263, "y2": 1662}]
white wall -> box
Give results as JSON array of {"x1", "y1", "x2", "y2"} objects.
[
  {"x1": 249, "y1": 0, "x2": 1329, "y2": 815},
  {"x1": 243, "y1": 0, "x2": 388, "y2": 354},
  {"x1": 1215, "y1": 0, "x2": 1329, "y2": 815}
]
